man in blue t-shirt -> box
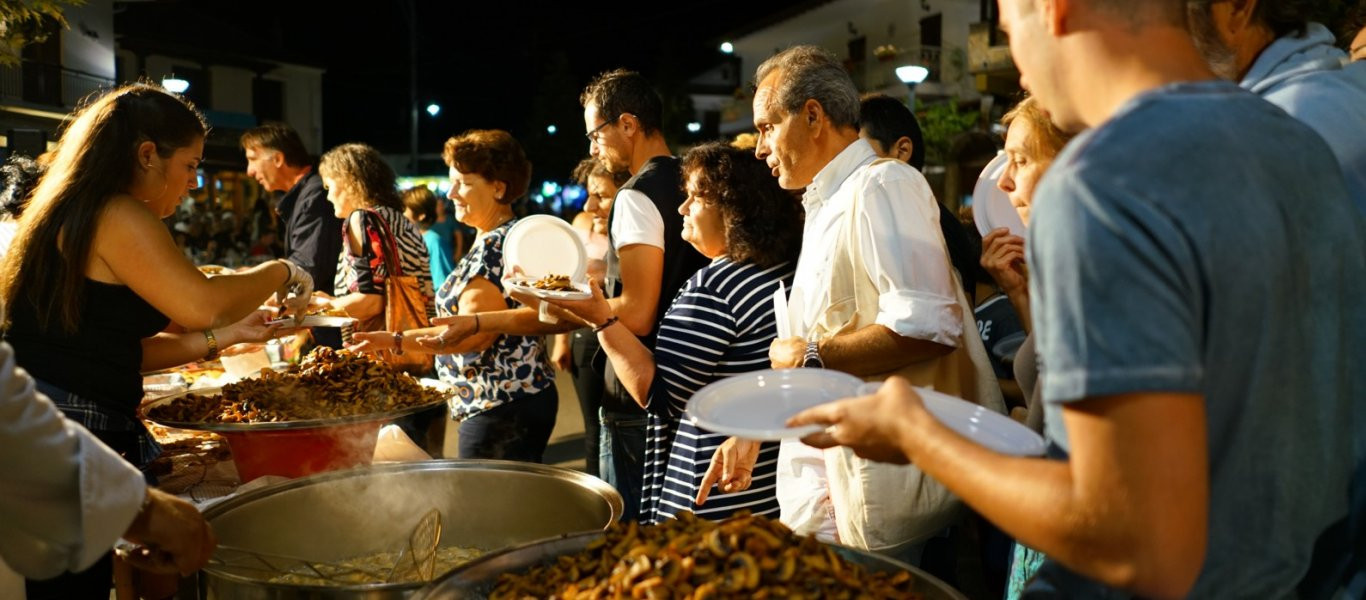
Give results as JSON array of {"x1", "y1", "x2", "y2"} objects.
[{"x1": 788, "y1": 0, "x2": 1364, "y2": 597}]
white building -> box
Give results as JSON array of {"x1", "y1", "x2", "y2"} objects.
[{"x1": 696, "y1": 0, "x2": 989, "y2": 135}]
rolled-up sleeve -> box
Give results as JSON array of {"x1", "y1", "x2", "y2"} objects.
[
  {"x1": 0, "y1": 343, "x2": 145, "y2": 579},
  {"x1": 856, "y1": 166, "x2": 961, "y2": 346}
]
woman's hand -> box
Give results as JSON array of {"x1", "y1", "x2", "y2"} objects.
[
  {"x1": 418, "y1": 315, "x2": 477, "y2": 353},
  {"x1": 349, "y1": 330, "x2": 398, "y2": 355},
  {"x1": 981, "y1": 228, "x2": 1028, "y2": 296},
  {"x1": 218, "y1": 309, "x2": 287, "y2": 346},
  {"x1": 274, "y1": 259, "x2": 314, "y2": 318},
  {"x1": 696, "y1": 437, "x2": 762, "y2": 505},
  {"x1": 535, "y1": 280, "x2": 612, "y2": 328}
]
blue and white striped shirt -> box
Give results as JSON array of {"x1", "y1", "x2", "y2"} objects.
[{"x1": 640, "y1": 257, "x2": 794, "y2": 524}]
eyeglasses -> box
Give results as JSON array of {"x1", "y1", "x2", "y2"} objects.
[{"x1": 585, "y1": 114, "x2": 622, "y2": 144}]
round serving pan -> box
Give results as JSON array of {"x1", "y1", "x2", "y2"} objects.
[
  {"x1": 413, "y1": 530, "x2": 969, "y2": 600},
  {"x1": 197, "y1": 460, "x2": 623, "y2": 600},
  {"x1": 141, "y1": 382, "x2": 451, "y2": 432}
]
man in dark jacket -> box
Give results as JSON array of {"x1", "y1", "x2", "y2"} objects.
[{"x1": 241, "y1": 123, "x2": 343, "y2": 288}]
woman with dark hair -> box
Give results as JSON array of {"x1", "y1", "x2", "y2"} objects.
[
  {"x1": 352, "y1": 130, "x2": 557, "y2": 462},
  {"x1": 0, "y1": 83, "x2": 308, "y2": 599},
  {"x1": 401, "y1": 185, "x2": 456, "y2": 288},
  {"x1": 314, "y1": 143, "x2": 434, "y2": 331},
  {"x1": 541, "y1": 142, "x2": 802, "y2": 523}
]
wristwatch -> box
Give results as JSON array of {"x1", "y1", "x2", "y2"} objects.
[{"x1": 801, "y1": 340, "x2": 823, "y2": 368}]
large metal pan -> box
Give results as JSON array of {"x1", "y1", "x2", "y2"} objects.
[
  {"x1": 197, "y1": 460, "x2": 623, "y2": 599},
  {"x1": 413, "y1": 530, "x2": 969, "y2": 600}
]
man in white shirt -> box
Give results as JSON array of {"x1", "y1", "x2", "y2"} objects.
[
  {"x1": 754, "y1": 45, "x2": 1001, "y2": 556},
  {"x1": 0, "y1": 341, "x2": 215, "y2": 598}
]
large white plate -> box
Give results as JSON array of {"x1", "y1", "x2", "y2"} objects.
[
  {"x1": 972, "y1": 153, "x2": 1027, "y2": 238},
  {"x1": 913, "y1": 385, "x2": 1045, "y2": 456},
  {"x1": 686, "y1": 368, "x2": 1047, "y2": 456},
  {"x1": 686, "y1": 369, "x2": 866, "y2": 441},
  {"x1": 504, "y1": 275, "x2": 592, "y2": 301},
  {"x1": 503, "y1": 215, "x2": 587, "y2": 285}
]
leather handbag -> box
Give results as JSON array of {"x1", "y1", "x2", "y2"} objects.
[{"x1": 362, "y1": 209, "x2": 434, "y2": 375}]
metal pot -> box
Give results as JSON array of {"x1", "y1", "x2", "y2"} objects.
[
  {"x1": 196, "y1": 460, "x2": 622, "y2": 599},
  {"x1": 412, "y1": 531, "x2": 969, "y2": 600}
]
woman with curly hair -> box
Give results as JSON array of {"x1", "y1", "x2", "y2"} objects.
[
  {"x1": 543, "y1": 142, "x2": 803, "y2": 523},
  {"x1": 313, "y1": 143, "x2": 434, "y2": 331},
  {"x1": 353, "y1": 130, "x2": 558, "y2": 462}
]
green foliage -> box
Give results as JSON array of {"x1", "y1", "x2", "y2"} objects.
[
  {"x1": 0, "y1": 0, "x2": 85, "y2": 67},
  {"x1": 918, "y1": 97, "x2": 979, "y2": 166}
]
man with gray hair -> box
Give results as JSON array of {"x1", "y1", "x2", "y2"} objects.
[
  {"x1": 754, "y1": 45, "x2": 1002, "y2": 559},
  {"x1": 1187, "y1": 0, "x2": 1366, "y2": 215}
]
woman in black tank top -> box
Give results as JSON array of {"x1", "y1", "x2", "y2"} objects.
[{"x1": 0, "y1": 83, "x2": 314, "y2": 600}]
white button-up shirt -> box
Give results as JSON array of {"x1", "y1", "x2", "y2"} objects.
[
  {"x1": 0, "y1": 342, "x2": 145, "y2": 584},
  {"x1": 778, "y1": 139, "x2": 961, "y2": 540}
]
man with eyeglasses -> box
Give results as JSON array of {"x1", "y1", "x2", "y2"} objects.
[{"x1": 574, "y1": 69, "x2": 708, "y2": 521}]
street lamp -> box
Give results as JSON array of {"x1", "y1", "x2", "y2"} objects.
[
  {"x1": 686, "y1": 121, "x2": 702, "y2": 133},
  {"x1": 426, "y1": 103, "x2": 441, "y2": 117},
  {"x1": 896, "y1": 64, "x2": 929, "y2": 108},
  {"x1": 162, "y1": 74, "x2": 189, "y2": 94},
  {"x1": 719, "y1": 41, "x2": 734, "y2": 54},
  {"x1": 546, "y1": 124, "x2": 558, "y2": 135}
]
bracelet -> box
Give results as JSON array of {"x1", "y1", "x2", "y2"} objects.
[
  {"x1": 202, "y1": 329, "x2": 219, "y2": 360},
  {"x1": 473, "y1": 314, "x2": 481, "y2": 334},
  {"x1": 592, "y1": 315, "x2": 620, "y2": 333},
  {"x1": 392, "y1": 331, "x2": 404, "y2": 355}
]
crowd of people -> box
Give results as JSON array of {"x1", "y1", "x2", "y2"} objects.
[{"x1": 1, "y1": 0, "x2": 1362, "y2": 598}]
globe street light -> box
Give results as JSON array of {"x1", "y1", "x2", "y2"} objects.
[
  {"x1": 162, "y1": 74, "x2": 189, "y2": 94},
  {"x1": 895, "y1": 64, "x2": 930, "y2": 108},
  {"x1": 426, "y1": 103, "x2": 441, "y2": 117},
  {"x1": 720, "y1": 41, "x2": 734, "y2": 54}
]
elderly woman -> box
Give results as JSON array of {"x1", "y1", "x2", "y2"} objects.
[
  {"x1": 979, "y1": 95, "x2": 1075, "y2": 600},
  {"x1": 354, "y1": 130, "x2": 557, "y2": 462},
  {"x1": 542, "y1": 142, "x2": 802, "y2": 523},
  {"x1": 0, "y1": 83, "x2": 306, "y2": 599},
  {"x1": 312, "y1": 143, "x2": 434, "y2": 331}
]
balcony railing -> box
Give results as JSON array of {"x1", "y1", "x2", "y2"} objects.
[
  {"x1": 0, "y1": 59, "x2": 116, "y2": 111},
  {"x1": 855, "y1": 45, "x2": 944, "y2": 90}
]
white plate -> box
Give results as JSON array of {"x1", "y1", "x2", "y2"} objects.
[
  {"x1": 686, "y1": 369, "x2": 866, "y2": 441},
  {"x1": 504, "y1": 275, "x2": 593, "y2": 300},
  {"x1": 972, "y1": 153, "x2": 1028, "y2": 238},
  {"x1": 912, "y1": 385, "x2": 1046, "y2": 456},
  {"x1": 686, "y1": 368, "x2": 1047, "y2": 456},
  {"x1": 504, "y1": 215, "x2": 587, "y2": 285}
]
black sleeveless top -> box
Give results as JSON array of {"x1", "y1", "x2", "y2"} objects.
[{"x1": 7, "y1": 279, "x2": 170, "y2": 419}]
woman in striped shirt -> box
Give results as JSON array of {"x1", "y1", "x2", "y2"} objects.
[{"x1": 544, "y1": 142, "x2": 803, "y2": 523}]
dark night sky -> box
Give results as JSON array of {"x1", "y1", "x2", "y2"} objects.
[{"x1": 116, "y1": 1, "x2": 800, "y2": 175}]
